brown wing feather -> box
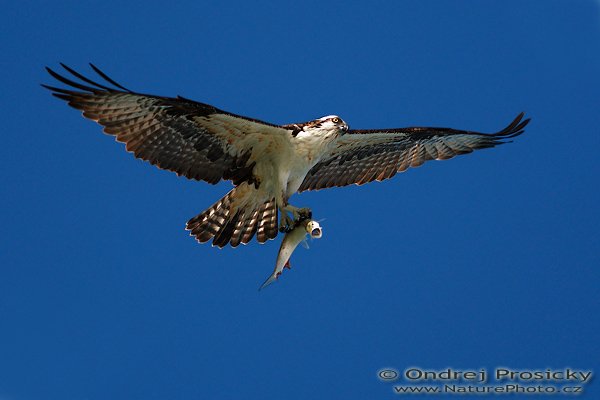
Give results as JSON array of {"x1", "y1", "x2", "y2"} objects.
[
  {"x1": 43, "y1": 64, "x2": 289, "y2": 186},
  {"x1": 299, "y1": 113, "x2": 530, "y2": 191}
]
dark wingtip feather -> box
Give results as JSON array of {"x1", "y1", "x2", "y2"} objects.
[
  {"x1": 492, "y1": 112, "x2": 531, "y2": 140},
  {"x1": 89, "y1": 63, "x2": 132, "y2": 92},
  {"x1": 60, "y1": 62, "x2": 115, "y2": 91},
  {"x1": 44, "y1": 63, "x2": 133, "y2": 94},
  {"x1": 45, "y1": 65, "x2": 101, "y2": 93},
  {"x1": 40, "y1": 83, "x2": 57, "y2": 91},
  {"x1": 40, "y1": 83, "x2": 80, "y2": 95},
  {"x1": 51, "y1": 93, "x2": 74, "y2": 101}
]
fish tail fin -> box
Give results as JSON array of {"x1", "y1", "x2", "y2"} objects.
[{"x1": 258, "y1": 273, "x2": 279, "y2": 291}]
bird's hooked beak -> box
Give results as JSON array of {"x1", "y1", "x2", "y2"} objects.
[{"x1": 341, "y1": 123, "x2": 349, "y2": 135}]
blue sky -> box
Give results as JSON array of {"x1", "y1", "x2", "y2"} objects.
[{"x1": 1, "y1": 1, "x2": 599, "y2": 399}]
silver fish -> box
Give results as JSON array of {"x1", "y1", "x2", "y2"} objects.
[{"x1": 259, "y1": 219, "x2": 322, "y2": 290}]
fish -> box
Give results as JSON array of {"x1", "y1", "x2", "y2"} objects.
[{"x1": 259, "y1": 219, "x2": 322, "y2": 290}]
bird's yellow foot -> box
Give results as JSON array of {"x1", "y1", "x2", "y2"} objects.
[
  {"x1": 278, "y1": 205, "x2": 313, "y2": 232},
  {"x1": 279, "y1": 212, "x2": 295, "y2": 233}
]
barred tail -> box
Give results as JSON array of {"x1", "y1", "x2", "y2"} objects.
[{"x1": 185, "y1": 188, "x2": 278, "y2": 248}]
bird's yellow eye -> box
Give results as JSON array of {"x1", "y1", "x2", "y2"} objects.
[{"x1": 332, "y1": 117, "x2": 340, "y2": 123}]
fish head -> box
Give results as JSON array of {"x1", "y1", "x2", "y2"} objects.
[{"x1": 306, "y1": 220, "x2": 322, "y2": 239}]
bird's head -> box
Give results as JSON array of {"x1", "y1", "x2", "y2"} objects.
[
  {"x1": 285, "y1": 115, "x2": 348, "y2": 140},
  {"x1": 315, "y1": 115, "x2": 348, "y2": 135}
]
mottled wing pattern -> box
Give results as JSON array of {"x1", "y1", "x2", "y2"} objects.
[
  {"x1": 43, "y1": 63, "x2": 289, "y2": 185},
  {"x1": 299, "y1": 113, "x2": 529, "y2": 191}
]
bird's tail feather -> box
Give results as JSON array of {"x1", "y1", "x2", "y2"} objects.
[{"x1": 186, "y1": 188, "x2": 278, "y2": 248}]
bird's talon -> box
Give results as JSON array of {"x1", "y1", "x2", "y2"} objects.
[
  {"x1": 298, "y1": 208, "x2": 312, "y2": 220},
  {"x1": 279, "y1": 212, "x2": 295, "y2": 233},
  {"x1": 280, "y1": 205, "x2": 312, "y2": 231}
]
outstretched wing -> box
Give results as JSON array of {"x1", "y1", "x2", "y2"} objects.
[
  {"x1": 299, "y1": 113, "x2": 530, "y2": 191},
  {"x1": 43, "y1": 63, "x2": 292, "y2": 185}
]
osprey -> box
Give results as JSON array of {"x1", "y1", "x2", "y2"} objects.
[{"x1": 44, "y1": 64, "x2": 530, "y2": 248}]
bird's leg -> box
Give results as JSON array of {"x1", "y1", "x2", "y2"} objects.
[
  {"x1": 286, "y1": 204, "x2": 312, "y2": 221},
  {"x1": 278, "y1": 204, "x2": 313, "y2": 233},
  {"x1": 279, "y1": 210, "x2": 295, "y2": 233}
]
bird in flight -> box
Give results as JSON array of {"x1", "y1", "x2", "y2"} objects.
[{"x1": 43, "y1": 64, "x2": 529, "y2": 248}]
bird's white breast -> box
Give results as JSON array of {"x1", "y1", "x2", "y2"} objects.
[
  {"x1": 243, "y1": 125, "x2": 339, "y2": 203},
  {"x1": 284, "y1": 129, "x2": 339, "y2": 196}
]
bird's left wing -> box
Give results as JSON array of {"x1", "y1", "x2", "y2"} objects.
[
  {"x1": 43, "y1": 64, "x2": 292, "y2": 186},
  {"x1": 299, "y1": 113, "x2": 529, "y2": 191}
]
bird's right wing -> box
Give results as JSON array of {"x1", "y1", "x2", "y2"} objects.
[{"x1": 43, "y1": 64, "x2": 293, "y2": 185}]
